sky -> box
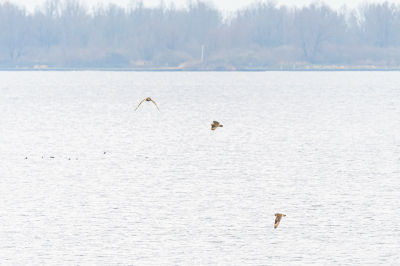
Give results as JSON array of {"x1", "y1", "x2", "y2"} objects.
[{"x1": 4, "y1": 0, "x2": 400, "y2": 12}]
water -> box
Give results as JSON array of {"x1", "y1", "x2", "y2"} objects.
[{"x1": 1, "y1": 71, "x2": 399, "y2": 265}]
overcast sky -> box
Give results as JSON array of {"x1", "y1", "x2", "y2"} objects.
[{"x1": 5, "y1": 0, "x2": 400, "y2": 12}]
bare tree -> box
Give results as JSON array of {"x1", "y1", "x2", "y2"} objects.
[
  {"x1": 235, "y1": 1, "x2": 286, "y2": 48},
  {"x1": 33, "y1": 0, "x2": 62, "y2": 48},
  {"x1": 184, "y1": 0, "x2": 221, "y2": 45},
  {"x1": 358, "y1": 2, "x2": 400, "y2": 47},
  {"x1": 0, "y1": 2, "x2": 32, "y2": 62},
  {"x1": 60, "y1": 0, "x2": 90, "y2": 47},
  {"x1": 293, "y1": 2, "x2": 345, "y2": 62}
]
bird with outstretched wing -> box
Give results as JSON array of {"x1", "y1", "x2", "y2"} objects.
[{"x1": 135, "y1": 97, "x2": 160, "y2": 111}]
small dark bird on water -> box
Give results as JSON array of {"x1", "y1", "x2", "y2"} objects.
[
  {"x1": 50, "y1": 156, "x2": 54, "y2": 158},
  {"x1": 68, "y1": 158, "x2": 70, "y2": 160},
  {"x1": 211, "y1": 121, "x2": 223, "y2": 131},
  {"x1": 274, "y1": 213, "x2": 286, "y2": 229},
  {"x1": 25, "y1": 157, "x2": 27, "y2": 159},
  {"x1": 104, "y1": 152, "x2": 106, "y2": 154},
  {"x1": 134, "y1": 97, "x2": 160, "y2": 111}
]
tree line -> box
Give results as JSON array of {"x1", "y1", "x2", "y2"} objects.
[{"x1": 1, "y1": 0, "x2": 400, "y2": 69}]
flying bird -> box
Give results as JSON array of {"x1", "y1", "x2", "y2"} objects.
[
  {"x1": 135, "y1": 97, "x2": 160, "y2": 111},
  {"x1": 211, "y1": 121, "x2": 223, "y2": 130},
  {"x1": 274, "y1": 213, "x2": 286, "y2": 229}
]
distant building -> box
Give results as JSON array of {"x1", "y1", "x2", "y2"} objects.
[
  {"x1": 33, "y1": 65, "x2": 49, "y2": 69},
  {"x1": 132, "y1": 60, "x2": 145, "y2": 66}
]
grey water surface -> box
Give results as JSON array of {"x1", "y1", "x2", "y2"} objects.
[{"x1": 1, "y1": 71, "x2": 399, "y2": 265}]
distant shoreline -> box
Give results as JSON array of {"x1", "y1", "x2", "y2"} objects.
[
  {"x1": 1, "y1": 68, "x2": 399, "y2": 72},
  {"x1": 2, "y1": 1, "x2": 400, "y2": 75}
]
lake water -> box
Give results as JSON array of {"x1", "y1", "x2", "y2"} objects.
[{"x1": 1, "y1": 71, "x2": 399, "y2": 265}]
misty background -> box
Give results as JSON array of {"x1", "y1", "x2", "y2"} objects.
[{"x1": 1, "y1": 0, "x2": 400, "y2": 70}]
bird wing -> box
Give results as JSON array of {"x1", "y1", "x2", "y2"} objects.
[
  {"x1": 274, "y1": 215, "x2": 282, "y2": 229},
  {"x1": 274, "y1": 220, "x2": 280, "y2": 229},
  {"x1": 150, "y1": 99, "x2": 160, "y2": 111},
  {"x1": 213, "y1": 121, "x2": 220, "y2": 126},
  {"x1": 211, "y1": 124, "x2": 217, "y2": 130},
  {"x1": 134, "y1": 99, "x2": 146, "y2": 111}
]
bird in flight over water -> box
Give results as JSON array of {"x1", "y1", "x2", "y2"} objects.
[
  {"x1": 211, "y1": 121, "x2": 223, "y2": 130},
  {"x1": 135, "y1": 97, "x2": 160, "y2": 111},
  {"x1": 274, "y1": 213, "x2": 286, "y2": 229}
]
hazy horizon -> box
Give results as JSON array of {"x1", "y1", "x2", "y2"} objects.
[{"x1": 1, "y1": 0, "x2": 400, "y2": 70}]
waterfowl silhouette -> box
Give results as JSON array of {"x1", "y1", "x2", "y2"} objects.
[
  {"x1": 274, "y1": 213, "x2": 286, "y2": 229},
  {"x1": 135, "y1": 97, "x2": 160, "y2": 111},
  {"x1": 211, "y1": 121, "x2": 223, "y2": 130}
]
